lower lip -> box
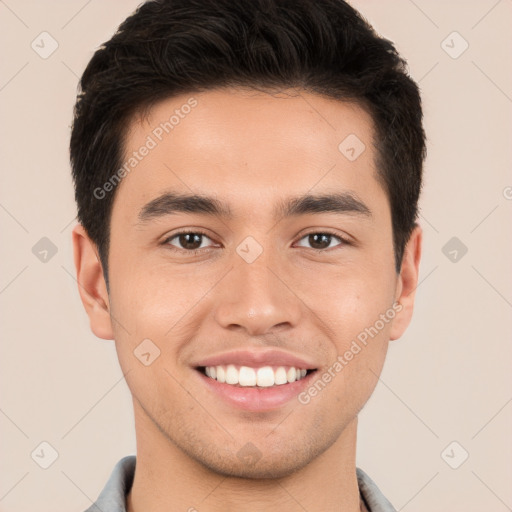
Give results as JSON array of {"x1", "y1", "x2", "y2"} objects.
[{"x1": 196, "y1": 370, "x2": 317, "y2": 412}]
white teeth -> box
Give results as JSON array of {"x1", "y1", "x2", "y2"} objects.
[
  {"x1": 216, "y1": 365, "x2": 226, "y2": 383},
  {"x1": 225, "y1": 364, "x2": 238, "y2": 385},
  {"x1": 239, "y1": 366, "x2": 256, "y2": 387},
  {"x1": 257, "y1": 366, "x2": 275, "y2": 387},
  {"x1": 202, "y1": 365, "x2": 311, "y2": 387},
  {"x1": 274, "y1": 367, "x2": 287, "y2": 385}
]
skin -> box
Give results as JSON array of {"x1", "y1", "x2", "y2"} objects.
[{"x1": 73, "y1": 87, "x2": 422, "y2": 512}]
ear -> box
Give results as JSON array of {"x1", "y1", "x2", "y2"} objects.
[
  {"x1": 72, "y1": 224, "x2": 114, "y2": 340},
  {"x1": 389, "y1": 223, "x2": 422, "y2": 341}
]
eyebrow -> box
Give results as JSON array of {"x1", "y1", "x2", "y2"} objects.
[{"x1": 136, "y1": 191, "x2": 372, "y2": 224}]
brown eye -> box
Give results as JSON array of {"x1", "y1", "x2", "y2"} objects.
[
  {"x1": 164, "y1": 231, "x2": 213, "y2": 252},
  {"x1": 295, "y1": 232, "x2": 347, "y2": 251}
]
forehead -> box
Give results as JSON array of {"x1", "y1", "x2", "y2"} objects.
[{"x1": 113, "y1": 87, "x2": 383, "y2": 219}]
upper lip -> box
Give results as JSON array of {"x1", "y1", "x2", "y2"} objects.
[{"x1": 193, "y1": 349, "x2": 318, "y2": 370}]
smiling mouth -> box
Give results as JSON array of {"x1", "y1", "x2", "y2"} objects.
[{"x1": 196, "y1": 365, "x2": 317, "y2": 388}]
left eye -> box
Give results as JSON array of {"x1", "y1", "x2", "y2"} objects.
[{"x1": 295, "y1": 232, "x2": 346, "y2": 250}]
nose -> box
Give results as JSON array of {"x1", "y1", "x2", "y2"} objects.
[{"x1": 213, "y1": 248, "x2": 302, "y2": 337}]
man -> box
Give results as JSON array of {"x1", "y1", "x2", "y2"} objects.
[{"x1": 70, "y1": 0, "x2": 425, "y2": 510}]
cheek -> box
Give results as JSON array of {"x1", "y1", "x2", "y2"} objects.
[
  {"x1": 334, "y1": 342, "x2": 387, "y2": 417},
  {"x1": 308, "y1": 263, "x2": 396, "y2": 398},
  {"x1": 109, "y1": 262, "x2": 192, "y2": 335},
  {"x1": 109, "y1": 266, "x2": 222, "y2": 379},
  {"x1": 311, "y1": 267, "x2": 395, "y2": 334}
]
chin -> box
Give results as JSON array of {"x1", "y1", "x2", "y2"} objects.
[{"x1": 198, "y1": 453, "x2": 310, "y2": 480}]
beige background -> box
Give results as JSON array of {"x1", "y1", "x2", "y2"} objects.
[{"x1": 1, "y1": 1, "x2": 511, "y2": 511}]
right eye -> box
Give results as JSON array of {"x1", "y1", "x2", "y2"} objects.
[{"x1": 162, "y1": 230, "x2": 217, "y2": 254}]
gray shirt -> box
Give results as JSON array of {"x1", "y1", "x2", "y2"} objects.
[{"x1": 84, "y1": 456, "x2": 396, "y2": 512}]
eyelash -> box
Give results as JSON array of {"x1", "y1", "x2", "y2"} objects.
[{"x1": 161, "y1": 229, "x2": 351, "y2": 255}]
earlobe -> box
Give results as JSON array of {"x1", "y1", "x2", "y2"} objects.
[
  {"x1": 72, "y1": 224, "x2": 114, "y2": 340},
  {"x1": 389, "y1": 224, "x2": 423, "y2": 341}
]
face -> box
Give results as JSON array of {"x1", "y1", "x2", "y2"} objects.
[{"x1": 74, "y1": 87, "x2": 421, "y2": 479}]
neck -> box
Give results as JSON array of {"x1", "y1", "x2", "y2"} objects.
[{"x1": 127, "y1": 401, "x2": 362, "y2": 512}]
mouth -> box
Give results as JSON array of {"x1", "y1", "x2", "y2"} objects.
[
  {"x1": 194, "y1": 364, "x2": 318, "y2": 412},
  {"x1": 196, "y1": 364, "x2": 316, "y2": 387}
]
